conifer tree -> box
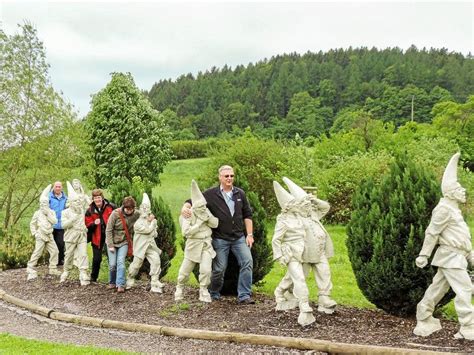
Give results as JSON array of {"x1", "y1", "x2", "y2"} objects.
[{"x1": 346, "y1": 153, "x2": 453, "y2": 316}]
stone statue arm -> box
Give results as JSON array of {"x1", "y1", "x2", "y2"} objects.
[
  {"x1": 206, "y1": 209, "x2": 219, "y2": 229},
  {"x1": 416, "y1": 206, "x2": 449, "y2": 268},
  {"x1": 134, "y1": 217, "x2": 157, "y2": 235},
  {"x1": 30, "y1": 211, "x2": 39, "y2": 236},
  {"x1": 271, "y1": 215, "x2": 288, "y2": 262},
  {"x1": 45, "y1": 208, "x2": 58, "y2": 225},
  {"x1": 61, "y1": 209, "x2": 74, "y2": 229},
  {"x1": 311, "y1": 197, "x2": 330, "y2": 220}
]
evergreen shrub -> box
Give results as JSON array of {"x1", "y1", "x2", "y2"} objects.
[
  {"x1": 346, "y1": 153, "x2": 453, "y2": 316},
  {"x1": 0, "y1": 227, "x2": 37, "y2": 270}
]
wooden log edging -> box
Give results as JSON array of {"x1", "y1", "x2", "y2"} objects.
[{"x1": 0, "y1": 289, "x2": 451, "y2": 355}]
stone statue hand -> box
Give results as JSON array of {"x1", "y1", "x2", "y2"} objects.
[
  {"x1": 415, "y1": 256, "x2": 428, "y2": 268},
  {"x1": 278, "y1": 255, "x2": 289, "y2": 266}
]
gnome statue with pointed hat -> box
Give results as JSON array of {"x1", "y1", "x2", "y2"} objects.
[
  {"x1": 276, "y1": 177, "x2": 337, "y2": 315},
  {"x1": 126, "y1": 192, "x2": 164, "y2": 293},
  {"x1": 27, "y1": 184, "x2": 61, "y2": 280},
  {"x1": 71, "y1": 178, "x2": 91, "y2": 213},
  {"x1": 414, "y1": 153, "x2": 473, "y2": 340},
  {"x1": 272, "y1": 180, "x2": 315, "y2": 326},
  {"x1": 59, "y1": 181, "x2": 90, "y2": 286},
  {"x1": 175, "y1": 180, "x2": 218, "y2": 303}
]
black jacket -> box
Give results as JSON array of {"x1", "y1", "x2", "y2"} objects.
[{"x1": 188, "y1": 185, "x2": 253, "y2": 241}]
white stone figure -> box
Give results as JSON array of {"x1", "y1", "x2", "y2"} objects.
[
  {"x1": 414, "y1": 153, "x2": 474, "y2": 341},
  {"x1": 175, "y1": 180, "x2": 218, "y2": 303},
  {"x1": 126, "y1": 192, "x2": 164, "y2": 293},
  {"x1": 59, "y1": 181, "x2": 90, "y2": 286},
  {"x1": 284, "y1": 177, "x2": 337, "y2": 314},
  {"x1": 72, "y1": 178, "x2": 91, "y2": 212},
  {"x1": 71, "y1": 178, "x2": 90, "y2": 268},
  {"x1": 27, "y1": 184, "x2": 61, "y2": 280},
  {"x1": 272, "y1": 181, "x2": 315, "y2": 326}
]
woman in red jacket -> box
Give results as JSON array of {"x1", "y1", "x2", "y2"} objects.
[{"x1": 85, "y1": 189, "x2": 115, "y2": 282}]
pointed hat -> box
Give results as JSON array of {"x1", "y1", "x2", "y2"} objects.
[
  {"x1": 66, "y1": 181, "x2": 78, "y2": 201},
  {"x1": 441, "y1": 152, "x2": 461, "y2": 195},
  {"x1": 282, "y1": 177, "x2": 307, "y2": 200},
  {"x1": 191, "y1": 180, "x2": 207, "y2": 207},
  {"x1": 141, "y1": 192, "x2": 151, "y2": 208},
  {"x1": 273, "y1": 181, "x2": 295, "y2": 209},
  {"x1": 39, "y1": 184, "x2": 52, "y2": 203}
]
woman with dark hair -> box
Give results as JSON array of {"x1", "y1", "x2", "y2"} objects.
[
  {"x1": 105, "y1": 196, "x2": 140, "y2": 292},
  {"x1": 85, "y1": 189, "x2": 115, "y2": 282}
]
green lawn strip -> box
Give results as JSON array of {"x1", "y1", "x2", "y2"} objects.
[{"x1": 0, "y1": 333, "x2": 133, "y2": 354}]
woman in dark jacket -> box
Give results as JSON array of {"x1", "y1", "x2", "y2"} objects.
[{"x1": 85, "y1": 189, "x2": 115, "y2": 282}]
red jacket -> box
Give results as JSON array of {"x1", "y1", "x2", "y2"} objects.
[{"x1": 85, "y1": 199, "x2": 115, "y2": 248}]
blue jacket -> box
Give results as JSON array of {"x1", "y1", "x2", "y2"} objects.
[{"x1": 49, "y1": 191, "x2": 68, "y2": 229}]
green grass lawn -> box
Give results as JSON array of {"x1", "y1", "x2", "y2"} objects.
[{"x1": 0, "y1": 333, "x2": 133, "y2": 354}]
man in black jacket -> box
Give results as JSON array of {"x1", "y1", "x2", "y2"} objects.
[{"x1": 182, "y1": 165, "x2": 255, "y2": 304}]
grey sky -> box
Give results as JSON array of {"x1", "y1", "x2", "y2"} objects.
[{"x1": 2, "y1": 1, "x2": 473, "y2": 118}]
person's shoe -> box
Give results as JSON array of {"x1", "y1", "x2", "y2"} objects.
[
  {"x1": 107, "y1": 284, "x2": 116, "y2": 289},
  {"x1": 238, "y1": 298, "x2": 256, "y2": 305},
  {"x1": 150, "y1": 286, "x2": 163, "y2": 293},
  {"x1": 117, "y1": 286, "x2": 125, "y2": 293}
]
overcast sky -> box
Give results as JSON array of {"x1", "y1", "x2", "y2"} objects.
[{"x1": 2, "y1": 1, "x2": 473, "y2": 118}]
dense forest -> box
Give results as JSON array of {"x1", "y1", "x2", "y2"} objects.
[{"x1": 147, "y1": 47, "x2": 473, "y2": 139}]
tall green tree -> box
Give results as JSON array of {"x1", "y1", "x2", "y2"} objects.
[
  {"x1": 0, "y1": 23, "x2": 86, "y2": 229},
  {"x1": 86, "y1": 72, "x2": 173, "y2": 187}
]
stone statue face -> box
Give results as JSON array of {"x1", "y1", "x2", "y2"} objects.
[
  {"x1": 140, "y1": 204, "x2": 151, "y2": 216},
  {"x1": 193, "y1": 204, "x2": 208, "y2": 220},
  {"x1": 40, "y1": 201, "x2": 49, "y2": 212},
  {"x1": 72, "y1": 179, "x2": 82, "y2": 193},
  {"x1": 452, "y1": 185, "x2": 467, "y2": 203},
  {"x1": 297, "y1": 198, "x2": 312, "y2": 217},
  {"x1": 71, "y1": 198, "x2": 82, "y2": 212}
]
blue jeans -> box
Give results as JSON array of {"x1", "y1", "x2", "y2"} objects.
[
  {"x1": 209, "y1": 236, "x2": 253, "y2": 301},
  {"x1": 107, "y1": 244, "x2": 128, "y2": 287}
]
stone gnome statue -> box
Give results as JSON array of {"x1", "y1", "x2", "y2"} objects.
[
  {"x1": 272, "y1": 180, "x2": 315, "y2": 326},
  {"x1": 60, "y1": 181, "x2": 91, "y2": 286},
  {"x1": 126, "y1": 192, "x2": 164, "y2": 293},
  {"x1": 283, "y1": 177, "x2": 337, "y2": 314},
  {"x1": 71, "y1": 178, "x2": 91, "y2": 212},
  {"x1": 27, "y1": 184, "x2": 61, "y2": 280},
  {"x1": 414, "y1": 152, "x2": 473, "y2": 340},
  {"x1": 175, "y1": 180, "x2": 218, "y2": 303}
]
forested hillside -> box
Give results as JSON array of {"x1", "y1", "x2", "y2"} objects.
[{"x1": 148, "y1": 47, "x2": 473, "y2": 139}]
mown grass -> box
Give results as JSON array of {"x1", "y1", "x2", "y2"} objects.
[{"x1": 0, "y1": 333, "x2": 134, "y2": 354}]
